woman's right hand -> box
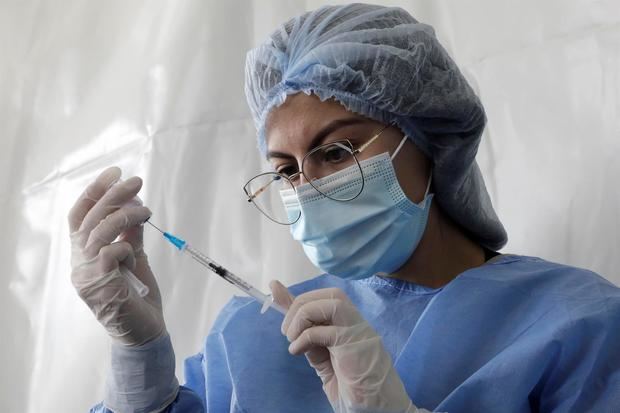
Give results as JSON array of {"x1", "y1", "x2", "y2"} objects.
[{"x1": 68, "y1": 167, "x2": 166, "y2": 346}]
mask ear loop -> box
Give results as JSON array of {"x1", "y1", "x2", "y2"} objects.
[
  {"x1": 424, "y1": 169, "x2": 433, "y2": 197},
  {"x1": 390, "y1": 135, "x2": 409, "y2": 160},
  {"x1": 391, "y1": 135, "x2": 433, "y2": 198}
]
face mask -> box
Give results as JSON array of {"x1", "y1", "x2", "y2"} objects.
[{"x1": 280, "y1": 137, "x2": 433, "y2": 279}]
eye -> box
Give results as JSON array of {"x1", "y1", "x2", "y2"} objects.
[
  {"x1": 276, "y1": 165, "x2": 298, "y2": 178},
  {"x1": 320, "y1": 143, "x2": 351, "y2": 164}
]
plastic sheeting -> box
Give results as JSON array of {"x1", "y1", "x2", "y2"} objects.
[{"x1": 1, "y1": 1, "x2": 618, "y2": 412}]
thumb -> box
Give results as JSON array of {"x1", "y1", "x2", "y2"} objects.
[{"x1": 269, "y1": 280, "x2": 295, "y2": 310}]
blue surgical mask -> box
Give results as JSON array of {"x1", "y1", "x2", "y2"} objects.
[{"x1": 280, "y1": 137, "x2": 433, "y2": 279}]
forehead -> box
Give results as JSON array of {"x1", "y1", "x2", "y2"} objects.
[{"x1": 265, "y1": 93, "x2": 368, "y2": 153}]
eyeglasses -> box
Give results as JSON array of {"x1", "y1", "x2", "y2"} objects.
[{"x1": 243, "y1": 124, "x2": 390, "y2": 225}]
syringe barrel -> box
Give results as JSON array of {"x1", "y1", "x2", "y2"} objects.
[
  {"x1": 184, "y1": 244, "x2": 257, "y2": 294},
  {"x1": 182, "y1": 243, "x2": 286, "y2": 315},
  {"x1": 246, "y1": 286, "x2": 269, "y2": 302},
  {"x1": 156, "y1": 227, "x2": 286, "y2": 315}
]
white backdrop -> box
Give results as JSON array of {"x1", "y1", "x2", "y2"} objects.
[{"x1": 1, "y1": 1, "x2": 618, "y2": 412}]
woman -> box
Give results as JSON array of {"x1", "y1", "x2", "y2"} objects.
[{"x1": 71, "y1": 4, "x2": 620, "y2": 412}]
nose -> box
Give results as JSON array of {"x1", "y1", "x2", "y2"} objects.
[
  {"x1": 289, "y1": 159, "x2": 309, "y2": 187},
  {"x1": 298, "y1": 172, "x2": 309, "y2": 186},
  {"x1": 290, "y1": 173, "x2": 308, "y2": 188},
  {"x1": 300, "y1": 159, "x2": 324, "y2": 186}
]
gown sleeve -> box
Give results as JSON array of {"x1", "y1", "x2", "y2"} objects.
[
  {"x1": 88, "y1": 297, "x2": 247, "y2": 413},
  {"x1": 538, "y1": 285, "x2": 620, "y2": 411},
  {"x1": 89, "y1": 334, "x2": 206, "y2": 412}
]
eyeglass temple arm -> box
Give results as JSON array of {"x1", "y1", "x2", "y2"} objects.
[
  {"x1": 247, "y1": 173, "x2": 300, "y2": 201},
  {"x1": 247, "y1": 178, "x2": 276, "y2": 201},
  {"x1": 353, "y1": 125, "x2": 390, "y2": 154}
]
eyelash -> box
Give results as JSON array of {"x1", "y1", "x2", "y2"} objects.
[
  {"x1": 272, "y1": 135, "x2": 362, "y2": 175},
  {"x1": 276, "y1": 164, "x2": 298, "y2": 177}
]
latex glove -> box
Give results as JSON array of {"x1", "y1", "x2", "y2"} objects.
[
  {"x1": 69, "y1": 167, "x2": 166, "y2": 346},
  {"x1": 270, "y1": 281, "x2": 426, "y2": 413}
]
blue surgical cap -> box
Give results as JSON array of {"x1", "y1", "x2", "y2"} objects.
[{"x1": 244, "y1": 3, "x2": 508, "y2": 250}]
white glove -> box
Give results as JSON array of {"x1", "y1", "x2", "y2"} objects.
[
  {"x1": 270, "y1": 281, "x2": 426, "y2": 413},
  {"x1": 69, "y1": 167, "x2": 166, "y2": 346}
]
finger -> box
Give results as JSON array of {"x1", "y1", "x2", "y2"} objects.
[
  {"x1": 118, "y1": 225, "x2": 145, "y2": 256},
  {"x1": 282, "y1": 287, "x2": 349, "y2": 335},
  {"x1": 289, "y1": 325, "x2": 338, "y2": 355},
  {"x1": 80, "y1": 176, "x2": 143, "y2": 234},
  {"x1": 99, "y1": 241, "x2": 136, "y2": 273},
  {"x1": 97, "y1": 211, "x2": 160, "y2": 301},
  {"x1": 304, "y1": 347, "x2": 332, "y2": 373},
  {"x1": 304, "y1": 348, "x2": 335, "y2": 383},
  {"x1": 68, "y1": 167, "x2": 121, "y2": 233},
  {"x1": 269, "y1": 280, "x2": 295, "y2": 310},
  {"x1": 125, "y1": 195, "x2": 143, "y2": 207},
  {"x1": 83, "y1": 206, "x2": 151, "y2": 259},
  {"x1": 83, "y1": 206, "x2": 152, "y2": 260},
  {"x1": 71, "y1": 241, "x2": 135, "y2": 289},
  {"x1": 285, "y1": 298, "x2": 341, "y2": 342}
]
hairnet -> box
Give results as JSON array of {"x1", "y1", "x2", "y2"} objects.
[{"x1": 244, "y1": 3, "x2": 507, "y2": 250}]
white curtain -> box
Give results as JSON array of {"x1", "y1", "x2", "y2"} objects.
[{"x1": 1, "y1": 1, "x2": 618, "y2": 411}]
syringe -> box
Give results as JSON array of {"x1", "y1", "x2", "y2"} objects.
[{"x1": 146, "y1": 221, "x2": 287, "y2": 315}]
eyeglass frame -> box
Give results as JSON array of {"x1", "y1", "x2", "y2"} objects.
[{"x1": 243, "y1": 123, "x2": 392, "y2": 225}]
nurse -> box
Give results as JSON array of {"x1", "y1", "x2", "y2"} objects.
[{"x1": 70, "y1": 4, "x2": 620, "y2": 412}]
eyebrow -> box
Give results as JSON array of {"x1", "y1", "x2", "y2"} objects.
[{"x1": 266, "y1": 117, "x2": 370, "y2": 160}]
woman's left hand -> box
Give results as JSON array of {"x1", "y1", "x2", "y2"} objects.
[{"x1": 270, "y1": 280, "x2": 424, "y2": 413}]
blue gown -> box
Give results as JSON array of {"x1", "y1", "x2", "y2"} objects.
[{"x1": 92, "y1": 255, "x2": 620, "y2": 412}]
